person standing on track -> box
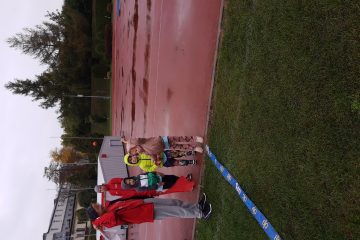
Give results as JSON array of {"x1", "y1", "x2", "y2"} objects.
[
  {"x1": 121, "y1": 172, "x2": 195, "y2": 194},
  {"x1": 87, "y1": 194, "x2": 212, "y2": 229},
  {"x1": 94, "y1": 173, "x2": 195, "y2": 200},
  {"x1": 122, "y1": 135, "x2": 204, "y2": 156},
  {"x1": 123, "y1": 150, "x2": 196, "y2": 172},
  {"x1": 94, "y1": 177, "x2": 158, "y2": 200}
]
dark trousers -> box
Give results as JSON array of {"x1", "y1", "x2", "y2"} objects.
[{"x1": 162, "y1": 175, "x2": 179, "y2": 189}]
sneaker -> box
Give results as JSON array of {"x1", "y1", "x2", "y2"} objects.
[
  {"x1": 179, "y1": 160, "x2": 196, "y2": 166},
  {"x1": 186, "y1": 173, "x2": 193, "y2": 181},
  {"x1": 202, "y1": 202, "x2": 212, "y2": 220},
  {"x1": 198, "y1": 193, "x2": 207, "y2": 210},
  {"x1": 194, "y1": 146, "x2": 203, "y2": 153},
  {"x1": 195, "y1": 136, "x2": 204, "y2": 143}
]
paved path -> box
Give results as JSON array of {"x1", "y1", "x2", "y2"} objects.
[{"x1": 112, "y1": 0, "x2": 223, "y2": 239}]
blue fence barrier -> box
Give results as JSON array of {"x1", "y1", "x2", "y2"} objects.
[
  {"x1": 205, "y1": 145, "x2": 282, "y2": 240},
  {"x1": 116, "y1": 0, "x2": 121, "y2": 16}
]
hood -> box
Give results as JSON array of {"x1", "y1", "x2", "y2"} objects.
[
  {"x1": 124, "y1": 153, "x2": 139, "y2": 166},
  {"x1": 121, "y1": 177, "x2": 139, "y2": 190}
]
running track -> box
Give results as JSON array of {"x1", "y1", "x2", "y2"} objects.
[{"x1": 112, "y1": 0, "x2": 223, "y2": 239}]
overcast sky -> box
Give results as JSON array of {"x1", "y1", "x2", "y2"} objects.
[{"x1": 0, "y1": 1, "x2": 64, "y2": 239}]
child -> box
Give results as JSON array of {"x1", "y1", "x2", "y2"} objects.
[
  {"x1": 121, "y1": 172, "x2": 194, "y2": 194},
  {"x1": 93, "y1": 177, "x2": 158, "y2": 200},
  {"x1": 124, "y1": 151, "x2": 196, "y2": 172},
  {"x1": 122, "y1": 136, "x2": 204, "y2": 157}
]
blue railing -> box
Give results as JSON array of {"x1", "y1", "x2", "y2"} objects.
[{"x1": 205, "y1": 145, "x2": 282, "y2": 240}]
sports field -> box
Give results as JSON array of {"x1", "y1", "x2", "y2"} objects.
[
  {"x1": 111, "y1": 0, "x2": 359, "y2": 239},
  {"x1": 197, "y1": 1, "x2": 360, "y2": 239},
  {"x1": 111, "y1": 0, "x2": 223, "y2": 239}
]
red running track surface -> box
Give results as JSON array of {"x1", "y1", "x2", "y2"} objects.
[{"x1": 111, "y1": 0, "x2": 223, "y2": 239}]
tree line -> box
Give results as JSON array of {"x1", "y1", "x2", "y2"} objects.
[{"x1": 5, "y1": 0, "x2": 106, "y2": 196}]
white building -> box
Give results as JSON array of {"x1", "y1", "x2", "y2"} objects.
[
  {"x1": 43, "y1": 185, "x2": 76, "y2": 240},
  {"x1": 72, "y1": 202, "x2": 89, "y2": 240}
]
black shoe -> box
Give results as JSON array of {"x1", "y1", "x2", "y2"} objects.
[
  {"x1": 202, "y1": 202, "x2": 212, "y2": 220},
  {"x1": 186, "y1": 173, "x2": 193, "y2": 181},
  {"x1": 198, "y1": 193, "x2": 207, "y2": 210}
]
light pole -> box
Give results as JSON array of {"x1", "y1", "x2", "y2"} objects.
[
  {"x1": 60, "y1": 159, "x2": 98, "y2": 167},
  {"x1": 50, "y1": 136, "x2": 104, "y2": 140},
  {"x1": 63, "y1": 94, "x2": 111, "y2": 99},
  {"x1": 66, "y1": 187, "x2": 94, "y2": 192}
]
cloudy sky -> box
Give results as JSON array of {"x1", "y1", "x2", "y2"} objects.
[{"x1": 0, "y1": 1, "x2": 64, "y2": 239}]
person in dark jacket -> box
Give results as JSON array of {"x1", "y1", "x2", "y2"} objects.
[{"x1": 121, "y1": 172, "x2": 194, "y2": 194}]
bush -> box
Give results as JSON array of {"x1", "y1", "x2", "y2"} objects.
[
  {"x1": 77, "y1": 190, "x2": 97, "y2": 207},
  {"x1": 76, "y1": 208, "x2": 89, "y2": 222}
]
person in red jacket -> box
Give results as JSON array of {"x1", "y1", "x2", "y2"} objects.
[
  {"x1": 94, "y1": 177, "x2": 158, "y2": 200},
  {"x1": 87, "y1": 195, "x2": 212, "y2": 229}
]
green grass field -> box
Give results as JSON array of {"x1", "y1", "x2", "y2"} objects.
[{"x1": 197, "y1": 1, "x2": 359, "y2": 239}]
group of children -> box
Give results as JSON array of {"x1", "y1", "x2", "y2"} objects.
[{"x1": 86, "y1": 136, "x2": 212, "y2": 233}]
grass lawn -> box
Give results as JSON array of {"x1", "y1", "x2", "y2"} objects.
[{"x1": 197, "y1": 1, "x2": 359, "y2": 239}]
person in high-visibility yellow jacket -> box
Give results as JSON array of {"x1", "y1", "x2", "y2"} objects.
[{"x1": 124, "y1": 151, "x2": 196, "y2": 172}]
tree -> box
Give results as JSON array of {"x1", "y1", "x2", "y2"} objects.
[
  {"x1": 44, "y1": 160, "x2": 87, "y2": 186},
  {"x1": 4, "y1": 70, "x2": 70, "y2": 108},
  {"x1": 77, "y1": 190, "x2": 96, "y2": 208},
  {"x1": 7, "y1": 10, "x2": 64, "y2": 67},
  {"x1": 60, "y1": 133, "x2": 104, "y2": 154},
  {"x1": 66, "y1": 162, "x2": 97, "y2": 187},
  {"x1": 50, "y1": 146, "x2": 87, "y2": 164},
  {"x1": 44, "y1": 161, "x2": 62, "y2": 185},
  {"x1": 5, "y1": 7, "x2": 92, "y2": 109},
  {"x1": 5, "y1": 2, "x2": 99, "y2": 152}
]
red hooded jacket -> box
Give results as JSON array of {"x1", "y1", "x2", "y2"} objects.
[
  {"x1": 93, "y1": 199, "x2": 154, "y2": 228},
  {"x1": 104, "y1": 178, "x2": 158, "y2": 199}
]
